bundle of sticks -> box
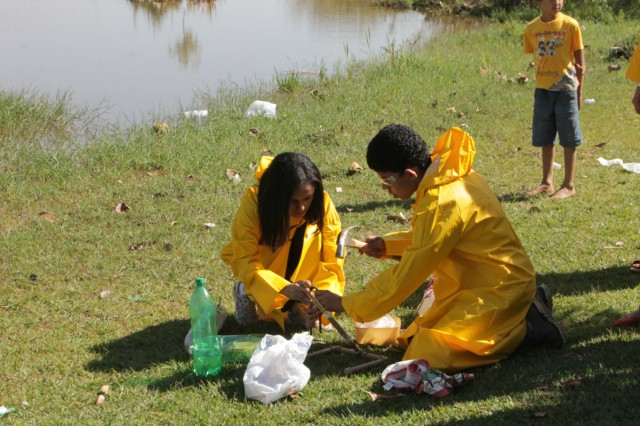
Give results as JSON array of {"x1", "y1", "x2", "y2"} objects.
[{"x1": 305, "y1": 291, "x2": 388, "y2": 375}]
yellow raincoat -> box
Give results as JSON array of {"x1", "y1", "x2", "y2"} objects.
[
  {"x1": 626, "y1": 35, "x2": 640, "y2": 82},
  {"x1": 220, "y1": 156, "x2": 345, "y2": 329},
  {"x1": 342, "y1": 128, "x2": 536, "y2": 372}
]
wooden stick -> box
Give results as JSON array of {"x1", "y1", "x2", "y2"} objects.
[{"x1": 344, "y1": 357, "x2": 388, "y2": 375}]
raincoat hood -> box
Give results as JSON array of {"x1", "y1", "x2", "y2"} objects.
[
  {"x1": 423, "y1": 127, "x2": 476, "y2": 189},
  {"x1": 254, "y1": 156, "x2": 274, "y2": 181}
]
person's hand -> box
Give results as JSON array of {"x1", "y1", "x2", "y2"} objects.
[
  {"x1": 310, "y1": 290, "x2": 344, "y2": 315},
  {"x1": 633, "y1": 86, "x2": 640, "y2": 115},
  {"x1": 279, "y1": 280, "x2": 312, "y2": 303},
  {"x1": 359, "y1": 236, "x2": 386, "y2": 259}
]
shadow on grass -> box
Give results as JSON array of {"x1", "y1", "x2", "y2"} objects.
[
  {"x1": 498, "y1": 192, "x2": 531, "y2": 203},
  {"x1": 86, "y1": 316, "x2": 290, "y2": 373},
  {"x1": 86, "y1": 319, "x2": 192, "y2": 372},
  {"x1": 536, "y1": 265, "x2": 639, "y2": 295},
  {"x1": 318, "y1": 335, "x2": 640, "y2": 423},
  {"x1": 335, "y1": 199, "x2": 412, "y2": 215}
]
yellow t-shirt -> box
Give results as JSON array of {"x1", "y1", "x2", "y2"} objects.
[
  {"x1": 524, "y1": 13, "x2": 583, "y2": 90},
  {"x1": 626, "y1": 35, "x2": 640, "y2": 83}
]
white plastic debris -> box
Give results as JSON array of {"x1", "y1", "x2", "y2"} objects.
[
  {"x1": 0, "y1": 406, "x2": 16, "y2": 417},
  {"x1": 204, "y1": 223, "x2": 216, "y2": 229},
  {"x1": 584, "y1": 98, "x2": 596, "y2": 105},
  {"x1": 552, "y1": 162, "x2": 562, "y2": 170},
  {"x1": 597, "y1": 157, "x2": 640, "y2": 173},
  {"x1": 243, "y1": 100, "x2": 277, "y2": 118},
  {"x1": 184, "y1": 109, "x2": 208, "y2": 118},
  {"x1": 335, "y1": 187, "x2": 343, "y2": 193},
  {"x1": 356, "y1": 314, "x2": 397, "y2": 329}
]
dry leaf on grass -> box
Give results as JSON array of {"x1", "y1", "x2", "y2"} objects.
[
  {"x1": 533, "y1": 412, "x2": 548, "y2": 418},
  {"x1": 561, "y1": 377, "x2": 583, "y2": 388},
  {"x1": 594, "y1": 142, "x2": 607, "y2": 148},
  {"x1": 115, "y1": 203, "x2": 129, "y2": 213},
  {"x1": 226, "y1": 169, "x2": 241, "y2": 183},
  {"x1": 99, "y1": 290, "x2": 111, "y2": 299},
  {"x1": 365, "y1": 390, "x2": 405, "y2": 401},
  {"x1": 152, "y1": 122, "x2": 169, "y2": 134},
  {"x1": 479, "y1": 67, "x2": 487, "y2": 75},
  {"x1": 387, "y1": 212, "x2": 409, "y2": 223},
  {"x1": 38, "y1": 211, "x2": 56, "y2": 222}
]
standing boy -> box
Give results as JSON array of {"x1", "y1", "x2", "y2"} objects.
[
  {"x1": 311, "y1": 125, "x2": 565, "y2": 372},
  {"x1": 627, "y1": 34, "x2": 640, "y2": 115},
  {"x1": 524, "y1": 0, "x2": 585, "y2": 200},
  {"x1": 614, "y1": 35, "x2": 640, "y2": 327}
]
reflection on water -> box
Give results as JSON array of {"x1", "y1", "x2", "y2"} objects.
[{"x1": 0, "y1": 0, "x2": 447, "y2": 124}]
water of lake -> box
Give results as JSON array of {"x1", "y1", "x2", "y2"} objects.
[{"x1": 0, "y1": 0, "x2": 448, "y2": 124}]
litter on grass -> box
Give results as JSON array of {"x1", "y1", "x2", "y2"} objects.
[
  {"x1": 243, "y1": 100, "x2": 277, "y2": 118},
  {"x1": 184, "y1": 110, "x2": 208, "y2": 118},
  {"x1": 597, "y1": 157, "x2": 640, "y2": 173},
  {"x1": 381, "y1": 359, "x2": 475, "y2": 398},
  {"x1": 0, "y1": 406, "x2": 16, "y2": 417}
]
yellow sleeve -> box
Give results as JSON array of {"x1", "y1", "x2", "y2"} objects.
[
  {"x1": 627, "y1": 35, "x2": 640, "y2": 83},
  {"x1": 382, "y1": 230, "x2": 413, "y2": 258},
  {"x1": 342, "y1": 189, "x2": 461, "y2": 322}
]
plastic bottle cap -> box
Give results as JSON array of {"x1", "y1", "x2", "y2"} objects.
[{"x1": 195, "y1": 277, "x2": 206, "y2": 285}]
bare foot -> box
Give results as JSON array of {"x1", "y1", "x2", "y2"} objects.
[
  {"x1": 525, "y1": 183, "x2": 554, "y2": 196},
  {"x1": 549, "y1": 186, "x2": 576, "y2": 200}
]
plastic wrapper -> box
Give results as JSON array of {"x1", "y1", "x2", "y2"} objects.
[
  {"x1": 242, "y1": 100, "x2": 277, "y2": 118},
  {"x1": 381, "y1": 359, "x2": 475, "y2": 398},
  {"x1": 243, "y1": 333, "x2": 313, "y2": 404},
  {"x1": 355, "y1": 314, "x2": 400, "y2": 346}
]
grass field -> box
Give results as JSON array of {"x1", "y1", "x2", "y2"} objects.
[{"x1": 1, "y1": 17, "x2": 639, "y2": 425}]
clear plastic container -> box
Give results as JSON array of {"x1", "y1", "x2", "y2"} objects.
[{"x1": 218, "y1": 334, "x2": 263, "y2": 363}]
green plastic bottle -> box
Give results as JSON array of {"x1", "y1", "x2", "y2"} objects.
[{"x1": 189, "y1": 277, "x2": 222, "y2": 376}]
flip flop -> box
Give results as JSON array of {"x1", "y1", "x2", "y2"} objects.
[
  {"x1": 631, "y1": 260, "x2": 640, "y2": 273},
  {"x1": 614, "y1": 313, "x2": 640, "y2": 327}
]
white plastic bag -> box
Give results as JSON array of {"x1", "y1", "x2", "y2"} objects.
[
  {"x1": 597, "y1": 157, "x2": 640, "y2": 173},
  {"x1": 242, "y1": 100, "x2": 277, "y2": 118},
  {"x1": 243, "y1": 333, "x2": 313, "y2": 404}
]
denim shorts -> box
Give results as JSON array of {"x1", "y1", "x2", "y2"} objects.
[{"x1": 532, "y1": 88, "x2": 583, "y2": 148}]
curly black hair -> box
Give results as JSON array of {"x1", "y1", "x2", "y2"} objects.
[{"x1": 366, "y1": 124, "x2": 431, "y2": 173}]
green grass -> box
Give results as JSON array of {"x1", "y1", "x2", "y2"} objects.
[{"x1": 1, "y1": 18, "x2": 640, "y2": 425}]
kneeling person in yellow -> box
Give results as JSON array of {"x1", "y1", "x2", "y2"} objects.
[
  {"x1": 221, "y1": 152, "x2": 345, "y2": 330},
  {"x1": 312, "y1": 125, "x2": 564, "y2": 372}
]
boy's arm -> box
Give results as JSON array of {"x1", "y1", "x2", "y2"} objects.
[
  {"x1": 633, "y1": 86, "x2": 640, "y2": 115},
  {"x1": 574, "y1": 49, "x2": 585, "y2": 109}
]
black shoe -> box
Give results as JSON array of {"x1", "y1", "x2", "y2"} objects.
[
  {"x1": 524, "y1": 286, "x2": 565, "y2": 348},
  {"x1": 537, "y1": 284, "x2": 553, "y2": 311}
]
